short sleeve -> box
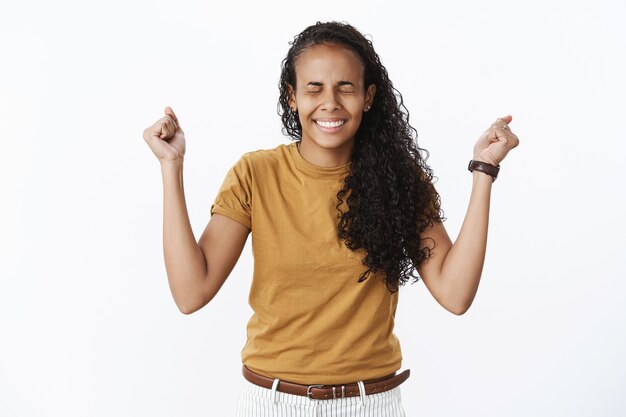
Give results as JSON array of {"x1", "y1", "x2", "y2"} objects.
[{"x1": 210, "y1": 154, "x2": 252, "y2": 229}]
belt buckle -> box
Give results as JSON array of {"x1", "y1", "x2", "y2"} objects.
[{"x1": 306, "y1": 384, "x2": 325, "y2": 399}]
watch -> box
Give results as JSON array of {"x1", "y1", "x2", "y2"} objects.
[{"x1": 468, "y1": 160, "x2": 500, "y2": 182}]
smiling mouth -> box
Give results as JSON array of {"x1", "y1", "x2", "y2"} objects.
[{"x1": 315, "y1": 120, "x2": 346, "y2": 128}]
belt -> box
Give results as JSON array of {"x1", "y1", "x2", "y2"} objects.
[{"x1": 242, "y1": 365, "x2": 410, "y2": 400}]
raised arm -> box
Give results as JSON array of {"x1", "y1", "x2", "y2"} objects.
[
  {"x1": 161, "y1": 162, "x2": 250, "y2": 314},
  {"x1": 417, "y1": 115, "x2": 519, "y2": 315},
  {"x1": 144, "y1": 107, "x2": 250, "y2": 315}
]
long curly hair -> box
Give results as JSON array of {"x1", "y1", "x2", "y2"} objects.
[{"x1": 278, "y1": 21, "x2": 445, "y2": 293}]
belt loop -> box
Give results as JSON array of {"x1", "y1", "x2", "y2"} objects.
[
  {"x1": 271, "y1": 378, "x2": 280, "y2": 404},
  {"x1": 357, "y1": 380, "x2": 367, "y2": 407}
]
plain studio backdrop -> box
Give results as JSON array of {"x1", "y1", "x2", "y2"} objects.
[{"x1": 1, "y1": 0, "x2": 625, "y2": 416}]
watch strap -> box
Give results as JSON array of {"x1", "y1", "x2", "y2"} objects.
[{"x1": 468, "y1": 160, "x2": 500, "y2": 181}]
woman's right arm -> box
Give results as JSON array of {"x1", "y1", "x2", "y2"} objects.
[
  {"x1": 161, "y1": 162, "x2": 250, "y2": 314},
  {"x1": 145, "y1": 107, "x2": 250, "y2": 314}
]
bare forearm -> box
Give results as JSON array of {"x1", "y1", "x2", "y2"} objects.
[
  {"x1": 161, "y1": 161, "x2": 207, "y2": 313},
  {"x1": 439, "y1": 171, "x2": 493, "y2": 313}
]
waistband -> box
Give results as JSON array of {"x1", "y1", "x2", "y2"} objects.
[{"x1": 242, "y1": 365, "x2": 410, "y2": 400}]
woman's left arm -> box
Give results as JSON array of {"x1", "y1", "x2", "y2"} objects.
[{"x1": 416, "y1": 115, "x2": 520, "y2": 315}]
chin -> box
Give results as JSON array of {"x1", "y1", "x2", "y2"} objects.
[{"x1": 311, "y1": 137, "x2": 353, "y2": 150}]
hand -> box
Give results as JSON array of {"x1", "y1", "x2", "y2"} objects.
[
  {"x1": 472, "y1": 115, "x2": 520, "y2": 166},
  {"x1": 143, "y1": 106, "x2": 186, "y2": 164}
]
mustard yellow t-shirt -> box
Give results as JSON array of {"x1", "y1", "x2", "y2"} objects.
[{"x1": 210, "y1": 141, "x2": 402, "y2": 385}]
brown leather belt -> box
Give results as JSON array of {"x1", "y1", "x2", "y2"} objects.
[{"x1": 242, "y1": 365, "x2": 410, "y2": 400}]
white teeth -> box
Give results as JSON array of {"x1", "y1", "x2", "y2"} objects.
[{"x1": 316, "y1": 120, "x2": 345, "y2": 128}]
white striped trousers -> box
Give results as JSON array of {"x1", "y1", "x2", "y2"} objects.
[{"x1": 235, "y1": 374, "x2": 407, "y2": 417}]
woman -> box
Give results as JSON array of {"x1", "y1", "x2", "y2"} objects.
[{"x1": 142, "y1": 21, "x2": 519, "y2": 417}]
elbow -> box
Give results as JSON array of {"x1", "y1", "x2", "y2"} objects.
[
  {"x1": 447, "y1": 301, "x2": 472, "y2": 316},
  {"x1": 177, "y1": 302, "x2": 198, "y2": 315},
  {"x1": 179, "y1": 307, "x2": 196, "y2": 315},
  {"x1": 443, "y1": 297, "x2": 473, "y2": 316},
  {"x1": 175, "y1": 295, "x2": 205, "y2": 315},
  {"x1": 449, "y1": 306, "x2": 469, "y2": 316},
  {"x1": 436, "y1": 276, "x2": 479, "y2": 316},
  {"x1": 171, "y1": 278, "x2": 214, "y2": 315},
  {"x1": 175, "y1": 291, "x2": 215, "y2": 315}
]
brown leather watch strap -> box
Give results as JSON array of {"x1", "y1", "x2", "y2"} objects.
[
  {"x1": 242, "y1": 365, "x2": 411, "y2": 400},
  {"x1": 468, "y1": 160, "x2": 500, "y2": 182}
]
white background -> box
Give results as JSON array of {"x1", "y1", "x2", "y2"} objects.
[{"x1": 1, "y1": 0, "x2": 625, "y2": 416}]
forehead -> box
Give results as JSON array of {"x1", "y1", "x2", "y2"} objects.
[{"x1": 294, "y1": 43, "x2": 365, "y2": 84}]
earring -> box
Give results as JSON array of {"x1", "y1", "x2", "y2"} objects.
[{"x1": 364, "y1": 105, "x2": 370, "y2": 111}]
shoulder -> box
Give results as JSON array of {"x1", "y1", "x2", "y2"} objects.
[{"x1": 238, "y1": 142, "x2": 293, "y2": 170}]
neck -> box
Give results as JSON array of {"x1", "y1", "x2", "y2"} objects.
[{"x1": 297, "y1": 138, "x2": 353, "y2": 167}]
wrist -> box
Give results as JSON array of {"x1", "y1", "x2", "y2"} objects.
[
  {"x1": 472, "y1": 156, "x2": 498, "y2": 166},
  {"x1": 160, "y1": 158, "x2": 184, "y2": 170},
  {"x1": 160, "y1": 159, "x2": 184, "y2": 176},
  {"x1": 468, "y1": 159, "x2": 499, "y2": 182},
  {"x1": 472, "y1": 170, "x2": 495, "y2": 184}
]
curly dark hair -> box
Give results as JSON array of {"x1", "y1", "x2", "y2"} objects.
[{"x1": 278, "y1": 21, "x2": 445, "y2": 293}]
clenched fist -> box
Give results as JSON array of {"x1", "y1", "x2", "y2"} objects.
[
  {"x1": 473, "y1": 115, "x2": 520, "y2": 166},
  {"x1": 143, "y1": 106, "x2": 186, "y2": 164}
]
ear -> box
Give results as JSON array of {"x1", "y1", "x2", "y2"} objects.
[
  {"x1": 287, "y1": 84, "x2": 297, "y2": 111},
  {"x1": 365, "y1": 84, "x2": 376, "y2": 110}
]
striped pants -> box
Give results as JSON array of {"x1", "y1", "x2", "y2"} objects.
[{"x1": 235, "y1": 375, "x2": 407, "y2": 417}]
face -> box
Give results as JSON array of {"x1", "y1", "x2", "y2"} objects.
[{"x1": 288, "y1": 43, "x2": 376, "y2": 153}]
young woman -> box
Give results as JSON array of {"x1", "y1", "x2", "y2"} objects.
[{"x1": 143, "y1": 21, "x2": 519, "y2": 417}]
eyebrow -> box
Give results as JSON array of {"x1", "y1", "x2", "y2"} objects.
[{"x1": 305, "y1": 81, "x2": 355, "y2": 87}]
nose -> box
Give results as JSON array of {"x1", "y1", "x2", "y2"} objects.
[{"x1": 320, "y1": 89, "x2": 341, "y2": 111}]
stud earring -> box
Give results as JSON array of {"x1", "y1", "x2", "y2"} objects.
[{"x1": 364, "y1": 105, "x2": 371, "y2": 111}]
